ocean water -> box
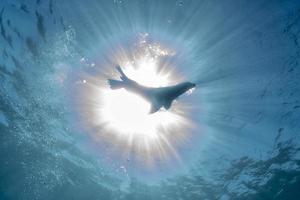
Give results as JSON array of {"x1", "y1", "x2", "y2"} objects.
[{"x1": 0, "y1": 0, "x2": 300, "y2": 199}]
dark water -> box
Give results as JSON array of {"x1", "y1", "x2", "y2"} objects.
[{"x1": 1, "y1": 0, "x2": 300, "y2": 199}]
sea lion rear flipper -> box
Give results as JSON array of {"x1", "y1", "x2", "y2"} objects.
[
  {"x1": 116, "y1": 65, "x2": 129, "y2": 81},
  {"x1": 108, "y1": 79, "x2": 124, "y2": 89}
]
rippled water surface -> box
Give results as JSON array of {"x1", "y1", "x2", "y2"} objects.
[{"x1": 0, "y1": 0, "x2": 300, "y2": 199}]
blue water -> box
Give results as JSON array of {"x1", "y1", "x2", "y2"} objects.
[{"x1": 1, "y1": 0, "x2": 300, "y2": 199}]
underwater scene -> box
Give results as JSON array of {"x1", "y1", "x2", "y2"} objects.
[{"x1": 0, "y1": 0, "x2": 300, "y2": 199}]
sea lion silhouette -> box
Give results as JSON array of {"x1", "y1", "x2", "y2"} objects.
[{"x1": 108, "y1": 65, "x2": 196, "y2": 114}]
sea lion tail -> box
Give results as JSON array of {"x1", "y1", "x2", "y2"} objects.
[
  {"x1": 116, "y1": 65, "x2": 129, "y2": 81},
  {"x1": 108, "y1": 79, "x2": 124, "y2": 90}
]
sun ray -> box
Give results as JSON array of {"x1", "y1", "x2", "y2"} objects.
[{"x1": 74, "y1": 35, "x2": 195, "y2": 167}]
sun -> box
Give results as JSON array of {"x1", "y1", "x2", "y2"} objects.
[{"x1": 100, "y1": 59, "x2": 178, "y2": 139}]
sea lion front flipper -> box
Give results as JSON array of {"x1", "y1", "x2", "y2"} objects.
[{"x1": 149, "y1": 99, "x2": 161, "y2": 114}]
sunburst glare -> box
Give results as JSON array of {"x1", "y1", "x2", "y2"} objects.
[
  {"x1": 100, "y1": 63, "x2": 180, "y2": 138},
  {"x1": 74, "y1": 35, "x2": 195, "y2": 166}
]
